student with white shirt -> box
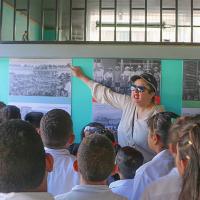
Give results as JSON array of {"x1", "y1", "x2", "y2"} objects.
[
  {"x1": 0, "y1": 119, "x2": 54, "y2": 200},
  {"x1": 56, "y1": 134, "x2": 127, "y2": 200},
  {"x1": 141, "y1": 115, "x2": 200, "y2": 200},
  {"x1": 141, "y1": 116, "x2": 190, "y2": 200},
  {"x1": 131, "y1": 112, "x2": 178, "y2": 200},
  {"x1": 109, "y1": 146, "x2": 143, "y2": 200},
  {"x1": 40, "y1": 109, "x2": 80, "y2": 196}
]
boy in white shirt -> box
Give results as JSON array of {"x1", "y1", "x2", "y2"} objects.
[
  {"x1": 40, "y1": 109, "x2": 80, "y2": 196},
  {"x1": 109, "y1": 146, "x2": 143, "y2": 200},
  {"x1": 56, "y1": 134, "x2": 127, "y2": 200},
  {"x1": 0, "y1": 119, "x2": 54, "y2": 200},
  {"x1": 131, "y1": 112, "x2": 178, "y2": 200}
]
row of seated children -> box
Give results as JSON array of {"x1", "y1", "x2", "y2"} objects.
[{"x1": 1, "y1": 101, "x2": 200, "y2": 200}]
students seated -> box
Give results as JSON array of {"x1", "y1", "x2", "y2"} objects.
[
  {"x1": 0, "y1": 119, "x2": 54, "y2": 200},
  {"x1": 25, "y1": 111, "x2": 43, "y2": 133},
  {"x1": 142, "y1": 115, "x2": 200, "y2": 200},
  {"x1": 109, "y1": 146, "x2": 143, "y2": 200},
  {"x1": 40, "y1": 109, "x2": 80, "y2": 196},
  {"x1": 56, "y1": 134, "x2": 127, "y2": 200},
  {"x1": 132, "y1": 112, "x2": 178, "y2": 200},
  {"x1": 0, "y1": 105, "x2": 21, "y2": 123}
]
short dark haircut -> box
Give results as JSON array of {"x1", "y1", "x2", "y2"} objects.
[
  {"x1": 0, "y1": 119, "x2": 46, "y2": 193},
  {"x1": 116, "y1": 146, "x2": 144, "y2": 179},
  {"x1": 0, "y1": 105, "x2": 21, "y2": 123},
  {"x1": 40, "y1": 109, "x2": 73, "y2": 148},
  {"x1": 81, "y1": 122, "x2": 105, "y2": 140},
  {"x1": 78, "y1": 134, "x2": 115, "y2": 182},
  {"x1": 25, "y1": 111, "x2": 44, "y2": 129},
  {"x1": 147, "y1": 112, "x2": 179, "y2": 148}
]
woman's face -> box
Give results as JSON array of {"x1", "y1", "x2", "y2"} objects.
[{"x1": 131, "y1": 79, "x2": 155, "y2": 107}]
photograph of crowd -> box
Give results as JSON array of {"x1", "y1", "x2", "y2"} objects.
[
  {"x1": 93, "y1": 58, "x2": 161, "y2": 132},
  {"x1": 183, "y1": 60, "x2": 200, "y2": 101},
  {"x1": 94, "y1": 58, "x2": 161, "y2": 95},
  {"x1": 9, "y1": 59, "x2": 71, "y2": 97}
]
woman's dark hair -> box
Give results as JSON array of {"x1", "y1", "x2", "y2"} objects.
[
  {"x1": 177, "y1": 122, "x2": 200, "y2": 200},
  {"x1": 147, "y1": 112, "x2": 179, "y2": 148}
]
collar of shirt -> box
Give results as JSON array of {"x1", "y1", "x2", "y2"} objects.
[
  {"x1": 109, "y1": 179, "x2": 134, "y2": 189},
  {"x1": 72, "y1": 184, "x2": 110, "y2": 193},
  {"x1": 45, "y1": 147, "x2": 71, "y2": 156},
  {"x1": 151, "y1": 149, "x2": 173, "y2": 162}
]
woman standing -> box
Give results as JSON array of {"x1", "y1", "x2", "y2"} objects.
[{"x1": 71, "y1": 67, "x2": 163, "y2": 162}]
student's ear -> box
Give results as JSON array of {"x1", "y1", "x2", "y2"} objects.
[
  {"x1": 168, "y1": 143, "x2": 177, "y2": 157},
  {"x1": 37, "y1": 128, "x2": 41, "y2": 136},
  {"x1": 111, "y1": 164, "x2": 118, "y2": 176},
  {"x1": 73, "y1": 160, "x2": 79, "y2": 172},
  {"x1": 152, "y1": 133, "x2": 160, "y2": 145},
  {"x1": 179, "y1": 159, "x2": 188, "y2": 176},
  {"x1": 68, "y1": 133, "x2": 75, "y2": 145},
  {"x1": 45, "y1": 153, "x2": 54, "y2": 172}
]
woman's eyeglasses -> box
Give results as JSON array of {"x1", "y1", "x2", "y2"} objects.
[{"x1": 130, "y1": 84, "x2": 147, "y2": 93}]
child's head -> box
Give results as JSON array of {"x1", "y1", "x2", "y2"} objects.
[
  {"x1": 116, "y1": 146, "x2": 143, "y2": 179},
  {"x1": 76, "y1": 134, "x2": 115, "y2": 183},
  {"x1": 0, "y1": 119, "x2": 53, "y2": 193},
  {"x1": 0, "y1": 105, "x2": 21, "y2": 123},
  {"x1": 40, "y1": 109, "x2": 73, "y2": 148},
  {"x1": 25, "y1": 111, "x2": 44, "y2": 129},
  {"x1": 147, "y1": 112, "x2": 179, "y2": 152},
  {"x1": 81, "y1": 122, "x2": 105, "y2": 140},
  {"x1": 176, "y1": 121, "x2": 200, "y2": 200}
]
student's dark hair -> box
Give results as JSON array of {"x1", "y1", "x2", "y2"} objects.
[
  {"x1": 116, "y1": 146, "x2": 143, "y2": 179},
  {"x1": 147, "y1": 112, "x2": 179, "y2": 148},
  {"x1": 68, "y1": 143, "x2": 80, "y2": 156},
  {"x1": 168, "y1": 115, "x2": 200, "y2": 145},
  {"x1": 81, "y1": 122, "x2": 105, "y2": 140},
  {"x1": 78, "y1": 134, "x2": 115, "y2": 182},
  {"x1": 0, "y1": 119, "x2": 46, "y2": 193},
  {"x1": 0, "y1": 105, "x2": 21, "y2": 123},
  {"x1": 40, "y1": 109, "x2": 73, "y2": 148},
  {"x1": 0, "y1": 101, "x2": 6, "y2": 109},
  {"x1": 25, "y1": 111, "x2": 44, "y2": 129},
  {"x1": 177, "y1": 122, "x2": 200, "y2": 200}
]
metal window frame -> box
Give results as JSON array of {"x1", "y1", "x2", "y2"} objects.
[{"x1": 0, "y1": 0, "x2": 199, "y2": 44}]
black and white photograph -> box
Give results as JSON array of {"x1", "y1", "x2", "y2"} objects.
[
  {"x1": 9, "y1": 59, "x2": 71, "y2": 97},
  {"x1": 183, "y1": 60, "x2": 200, "y2": 101},
  {"x1": 93, "y1": 58, "x2": 161, "y2": 131},
  {"x1": 94, "y1": 58, "x2": 161, "y2": 95}
]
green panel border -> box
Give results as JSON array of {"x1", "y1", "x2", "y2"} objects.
[
  {"x1": 161, "y1": 60, "x2": 183, "y2": 115},
  {"x1": 182, "y1": 101, "x2": 200, "y2": 108},
  {"x1": 0, "y1": 58, "x2": 9, "y2": 104},
  {"x1": 72, "y1": 58, "x2": 93, "y2": 142}
]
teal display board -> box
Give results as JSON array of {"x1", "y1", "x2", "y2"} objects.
[
  {"x1": 0, "y1": 58, "x2": 184, "y2": 142},
  {"x1": 72, "y1": 58, "x2": 93, "y2": 142},
  {"x1": 0, "y1": 58, "x2": 9, "y2": 104},
  {"x1": 161, "y1": 60, "x2": 183, "y2": 115}
]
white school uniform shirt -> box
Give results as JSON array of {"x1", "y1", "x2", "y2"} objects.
[
  {"x1": 0, "y1": 192, "x2": 54, "y2": 200},
  {"x1": 109, "y1": 179, "x2": 134, "y2": 200},
  {"x1": 55, "y1": 185, "x2": 127, "y2": 200},
  {"x1": 86, "y1": 80, "x2": 163, "y2": 162},
  {"x1": 141, "y1": 168, "x2": 181, "y2": 200},
  {"x1": 45, "y1": 147, "x2": 80, "y2": 196},
  {"x1": 131, "y1": 149, "x2": 174, "y2": 200}
]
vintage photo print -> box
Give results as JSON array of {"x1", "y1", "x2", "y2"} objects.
[{"x1": 93, "y1": 58, "x2": 161, "y2": 132}]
